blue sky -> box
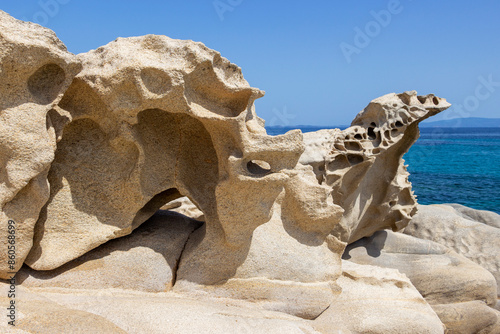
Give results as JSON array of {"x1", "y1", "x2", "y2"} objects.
[{"x1": 3, "y1": 1, "x2": 500, "y2": 126}]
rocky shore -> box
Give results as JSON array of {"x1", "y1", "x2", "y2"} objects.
[{"x1": 0, "y1": 11, "x2": 499, "y2": 333}]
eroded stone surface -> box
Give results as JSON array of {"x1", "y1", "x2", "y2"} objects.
[
  {"x1": 0, "y1": 283, "x2": 323, "y2": 334},
  {"x1": 0, "y1": 11, "x2": 81, "y2": 278},
  {"x1": 313, "y1": 261, "x2": 445, "y2": 334},
  {"x1": 433, "y1": 301, "x2": 499, "y2": 334},
  {"x1": 0, "y1": 10, "x2": 463, "y2": 329},
  {"x1": 17, "y1": 211, "x2": 201, "y2": 292},
  {"x1": 446, "y1": 203, "x2": 500, "y2": 229},
  {"x1": 0, "y1": 284, "x2": 127, "y2": 333},
  {"x1": 14, "y1": 30, "x2": 344, "y2": 319},
  {"x1": 161, "y1": 197, "x2": 205, "y2": 221},
  {"x1": 344, "y1": 229, "x2": 499, "y2": 333},
  {"x1": 301, "y1": 91, "x2": 451, "y2": 244},
  {"x1": 404, "y1": 204, "x2": 500, "y2": 295},
  {"x1": 344, "y1": 230, "x2": 497, "y2": 306},
  {"x1": 174, "y1": 196, "x2": 343, "y2": 319}
]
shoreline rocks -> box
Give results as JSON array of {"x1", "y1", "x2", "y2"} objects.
[
  {"x1": 2, "y1": 9, "x2": 499, "y2": 334},
  {"x1": 404, "y1": 204, "x2": 500, "y2": 295}
]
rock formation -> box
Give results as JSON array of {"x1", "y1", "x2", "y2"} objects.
[
  {"x1": 17, "y1": 211, "x2": 202, "y2": 292},
  {"x1": 2, "y1": 9, "x2": 500, "y2": 334},
  {"x1": 313, "y1": 261, "x2": 445, "y2": 334},
  {"x1": 344, "y1": 230, "x2": 498, "y2": 332},
  {"x1": 404, "y1": 204, "x2": 500, "y2": 295},
  {"x1": 300, "y1": 91, "x2": 451, "y2": 244},
  {"x1": 0, "y1": 10, "x2": 81, "y2": 277}
]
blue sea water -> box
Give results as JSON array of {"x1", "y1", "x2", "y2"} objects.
[{"x1": 266, "y1": 126, "x2": 500, "y2": 214}]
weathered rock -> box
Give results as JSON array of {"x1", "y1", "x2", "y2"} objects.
[
  {"x1": 1, "y1": 10, "x2": 461, "y2": 330},
  {"x1": 0, "y1": 284, "x2": 127, "y2": 333},
  {"x1": 175, "y1": 195, "x2": 344, "y2": 319},
  {"x1": 445, "y1": 203, "x2": 500, "y2": 229},
  {"x1": 161, "y1": 197, "x2": 205, "y2": 221},
  {"x1": 25, "y1": 35, "x2": 233, "y2": 270},
  {"x1": 16, "y1": 211, "x2": 201, "y2": 292},
  {"x1": 432, "y1": 301, "x2": 500, "y2": 334},
  {"x1": 344, "y1": 230, "x2": 497, "y2": 306},
  {"x1": 404, "y1": 204, "x2": 500, "y2": 294},
  {"x1": 0, "y1": 10, "x2": 81, "y2": 278},
  {"x1": 313, "y1": 261, "x2": 445, "y2": 334},
  {"x1": 16, "y1": 31, "x2": 343, "y2": 318},
  {"x1": 301, "y1": 91, "x2": 451, "y2": 244},
  {"x1": 344, "y1": 230, "x2": 499, "y2": 333},
  {"x1": 488, "y1": 309, "x2": 500, "y2": 334},
  {"x1": 0, "y1": 283, "x2": 324, "y2": 334}
]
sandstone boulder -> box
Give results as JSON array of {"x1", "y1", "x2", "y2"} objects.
[
  {"x1": 0, "y1": 10, "x2": 81, "y2": 278},
  {"x1": 344, "y1": 229, "x2": 499, "y2": 333},
  {"x1": 344, "y1": 230, "x2": 497, "y2": 306},
  {"x1": 404, "y1": 204, "x2": 500, "y2": 294},
  {"x1": 16, "y1": 211, "x2": 201, "y2": 292},
  {"x1": 313, "y1": 261, "x2": 445, "y2": 334},
  {"x1": 445, "y1": 203, "x2": 500, "y2": 229},
  {"x1": 16, "y1": 31, "x2": 344, "y2": 318},
  {"x1": 301, "y1": 91, "x2": 451, "y2": 244},
  {"x1": 0, "y1": 283, "x2": 324, "y2": 334},
  {"x1": 432, "y1": 301, "x2": 500, "y2": 334}
]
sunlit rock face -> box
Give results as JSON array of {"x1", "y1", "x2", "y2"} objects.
[
  {"x1": 0, "y1": 19, "x2": 342, "y2": 318},
  {"x1": 0, "y1": 11, "x2": 81, "y2": 278},
  {"x1": 1, "y1": 10, "x2": 471, "y2": 329},
  {"x1": 300, "y1": 91, "x2": 451, "y2": 244}
]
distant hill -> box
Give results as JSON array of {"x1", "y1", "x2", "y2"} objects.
[{"x1": 420, "y1": 117, "x2": 500, "y2": 128}]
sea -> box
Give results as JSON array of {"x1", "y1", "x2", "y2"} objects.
[{"x1": 266, "y1": 126, "x2": 500, "y2": 214}]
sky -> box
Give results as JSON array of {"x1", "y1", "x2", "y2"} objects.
[{"x1": 2, "y1": 1, "x2": 500, "y2": 126}]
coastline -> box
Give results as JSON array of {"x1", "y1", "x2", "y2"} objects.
[{"x1": 267, "y1": 125, "x2": 500, "y2": 214}]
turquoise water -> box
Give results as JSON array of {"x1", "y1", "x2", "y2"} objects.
[
  {"x1": 266, "y1": 126, "x2": 500, "y2": 214},
  {"x1": 404, "y1": 127, "x2": 500, "y2": 214}
]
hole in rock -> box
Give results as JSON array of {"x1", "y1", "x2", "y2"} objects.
[
  {"x1": 28, "y1": 63, "x2": 66, "y2": 104},
  {"x1": 384, "y1": 130, "x2": 391, "y2": 140},
  {"x1": 345, "y1": 141, "x2": 362, "y2": 151},
  {"x1": 398, "y1": 94, "x2": 411, "y2": 105},
  {"x1": 398, "y1": 187, "x2": 414, "y2": 206},
  {"x1": 433, "y1": 97, "x2": 439, "y2": 105},
  {"x1": 132, "y1": 188, "x2": 183, "y2": 229},
  {"x1": 334, "y1": 143, "x2": 345, "y2": 151},
  {"x1": 372, "y1": 148, "x2": 381, "y2": 154},
  {"x1": 247, "y1": 160, "x2": 272, "y2": 175},
  {"x1": 347, "y1": 154, "x2": 364, "y2": 165},
  {"x1": 417, "y1": 96, "x2": 427, "y2": 104},
  {"x1": 354, "y1": 134, "x2": 363, "y2": 140},
  {"x1": 135, "y1": 109, "x2": 218, "y2": 228},
  {"x1": 367, "y1": 127, "x2": 377, "y2": 140},
  {"x1": 328, "y1": 155, "x2": 350, "y2": 171},
  {"x1": 370, "y1": 122, "x2": 377, "y2": 127},
  {"x1": 395, "y1": 121, "x2": 403, "y2": 127}
]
